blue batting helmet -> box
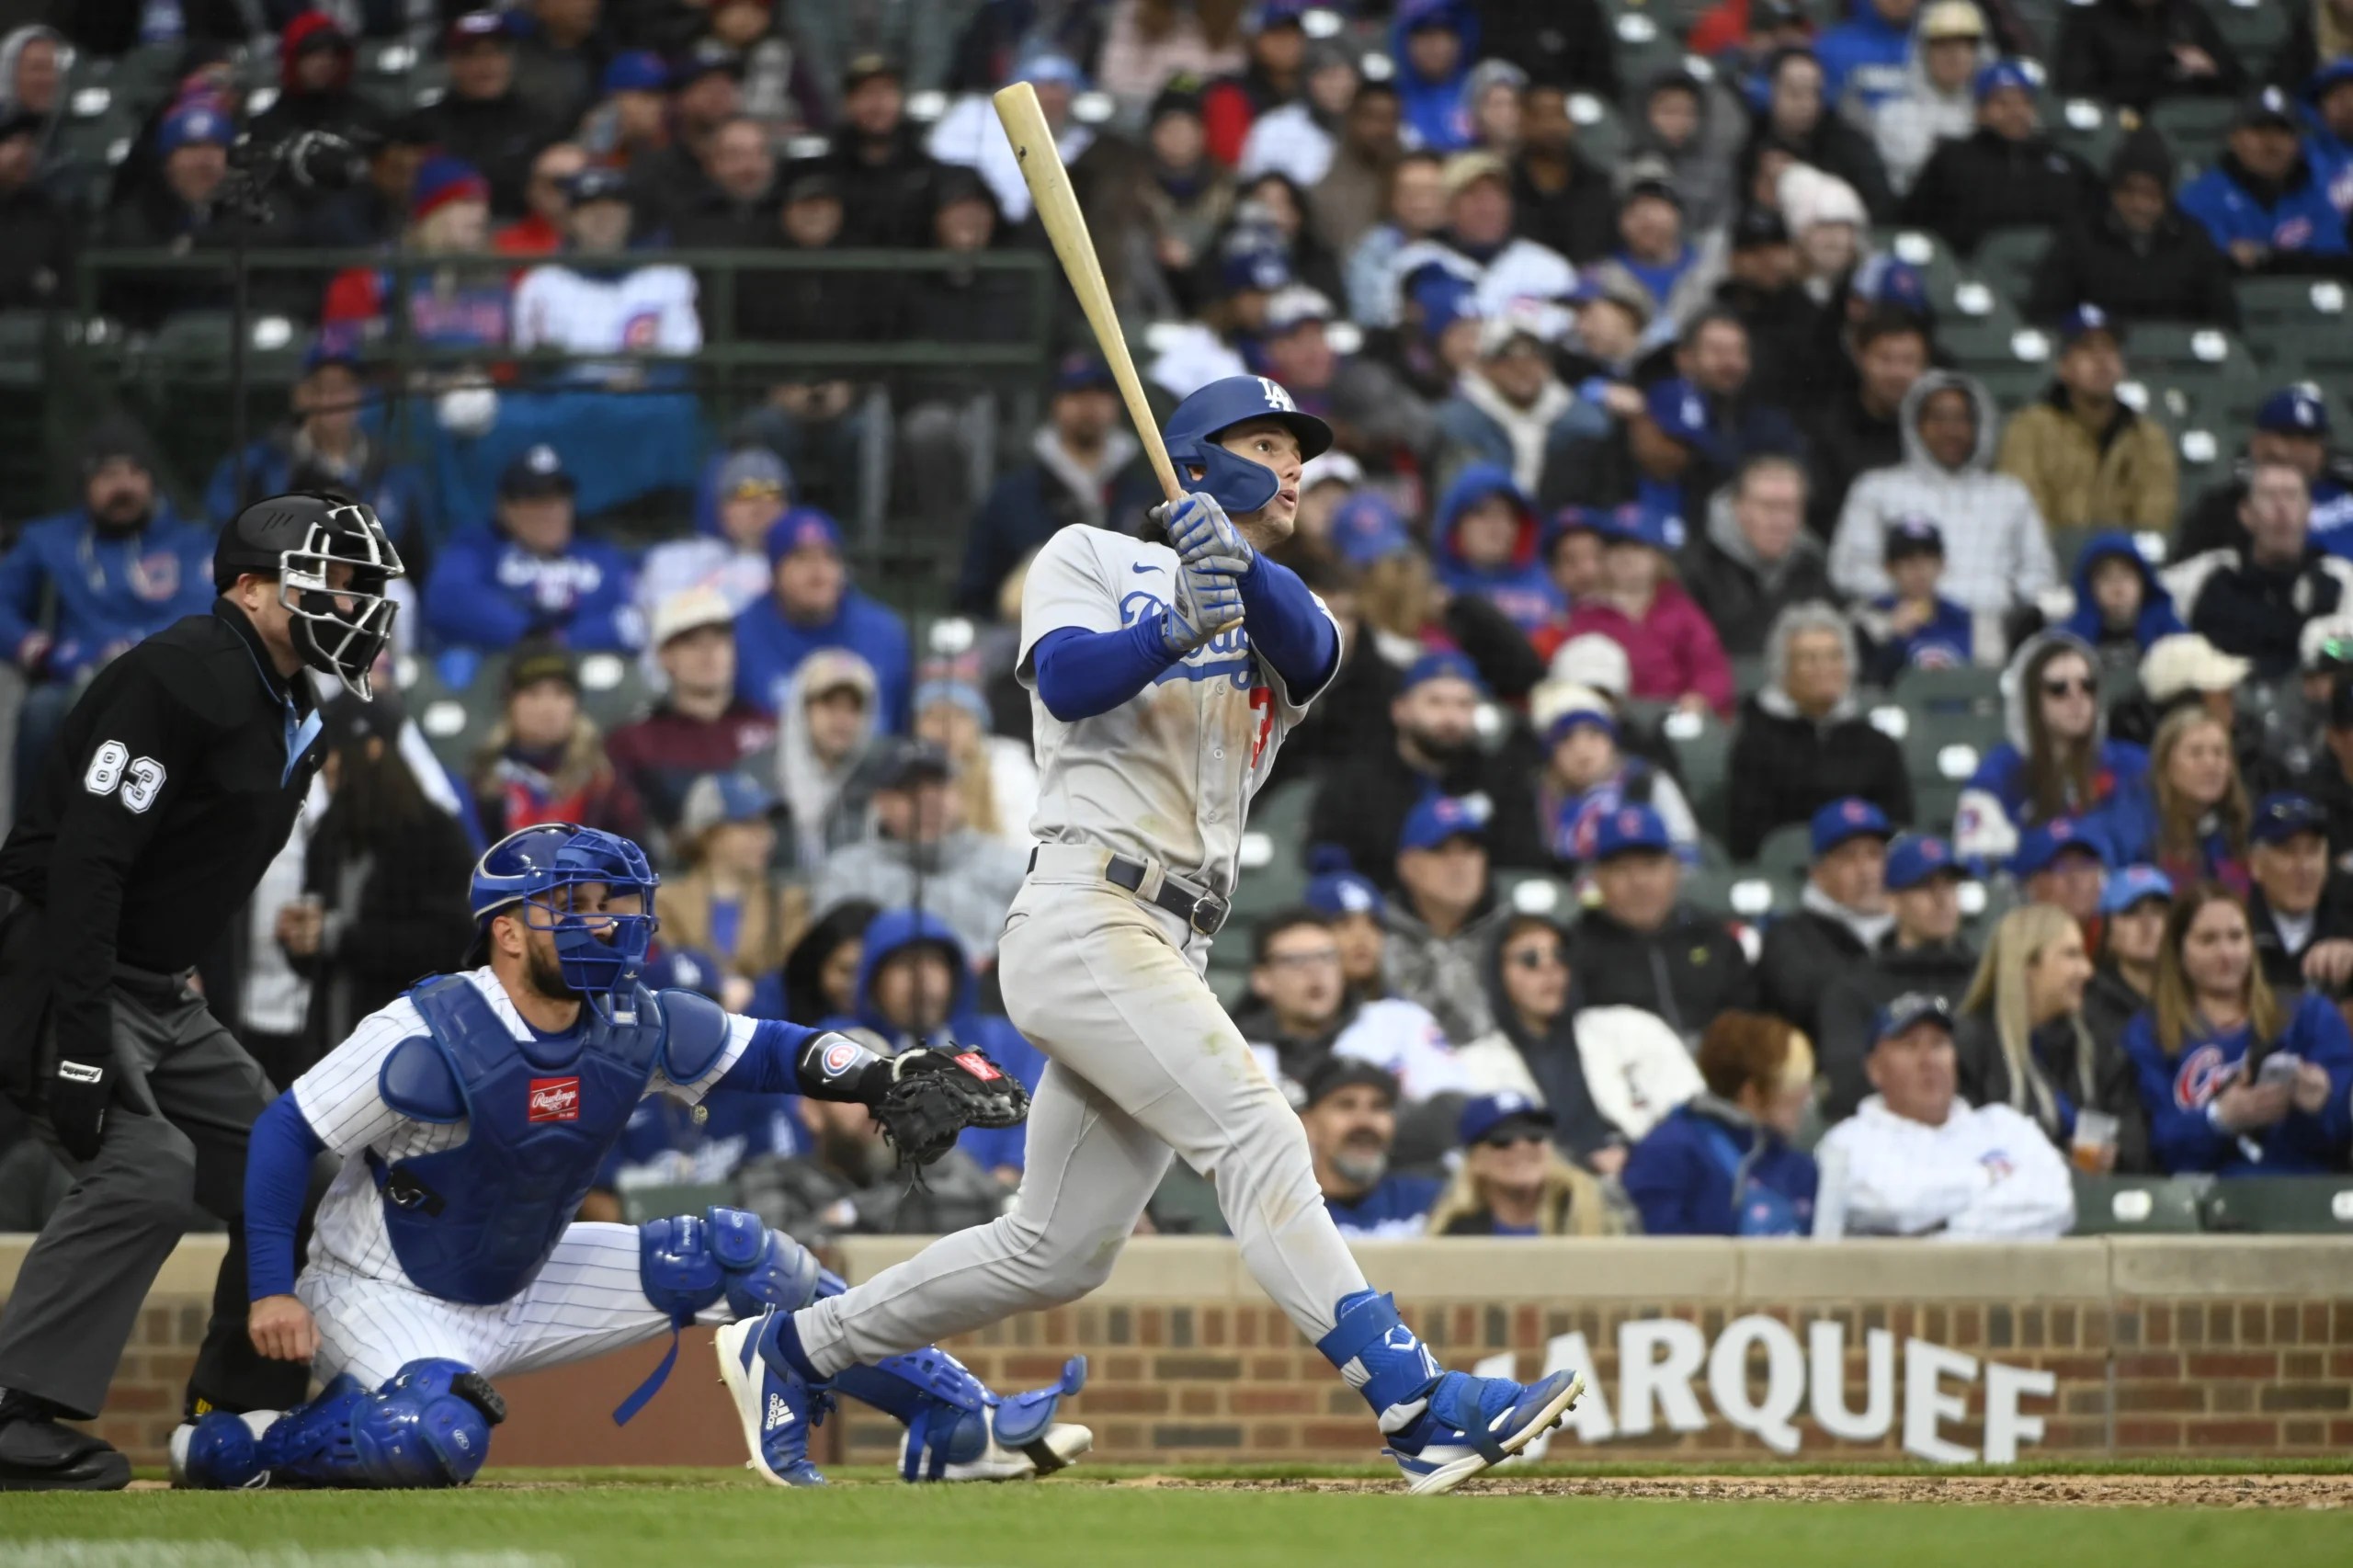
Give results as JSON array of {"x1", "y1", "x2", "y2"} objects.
[
  {"x1": 1162, "y1": 375, "x2": 1333, "y2": 516},
  {"x1": 469, "y1": 824, "x2": 659, "y2": 1005}
]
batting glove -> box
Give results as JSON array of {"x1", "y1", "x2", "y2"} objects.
[
  {"x1": 1159, "y1": 561, "x2": 1244, "y2": 657},
  {"x1": 1157, "y1": 493, "x2": 1255, "y2": 574}
]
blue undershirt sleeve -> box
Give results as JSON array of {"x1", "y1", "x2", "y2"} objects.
[
  {"x1": 713, "y1": 1018, "x2": 818, "y2": 1095},
  {"x1": 1030, "y1": 621, "x2": 1181, "y2": 722},
  {"x1": 1236, "y1": 554, "x2": 1338, "y2": 697},
  {"x1": 244, "y1": 1095, "x2": 326, "y2": 1300}
]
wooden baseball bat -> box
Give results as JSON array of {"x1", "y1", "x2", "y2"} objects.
[{"x1": 993, "y1": 81, "x2": 1185, "y2": 505}]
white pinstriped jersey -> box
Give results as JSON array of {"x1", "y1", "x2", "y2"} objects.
[{"x1": 289, "y1": 969, "x2": 751, "y2": 1299}]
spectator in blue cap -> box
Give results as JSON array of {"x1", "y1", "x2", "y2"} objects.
[
  {"x1": 1854, "y1": 514, "x2": 1972, "y2": 684},
  {"x1": 956, "y1": 351, "x2": 1157, "y2": 615},
  {"x1": 927, "y1": 48, "x2": 1097, "y2": 223},
  {"x1": 2014, "y1": 815, "x2": 2111, "y2": 928},
  {"x1": 1537, "y1": 699, "x2": 1699, "y2": 869},
  {"x1": 1758, "y1": 797, "x2": 1899, "y2": 1043},
  {"x1": 2024, "y1": 126, "x2": 2242, "y2": 334},
  {"x1": 421, "y1": 12, "x2": 562, "y2": 217},
  {"x1": 1383, "y1": 793, "x2": 1509, "y2": 1043},
  {"x1": 204, "y1": 340, "x2": 434, "y2": 551},
  {"x1": 2180, "y1": 386, "x2": 2353, "y2": 559},
  {"x1": 1562, "y1": 502, "x2": 1735, "y2": 716},
  {"x1": 1683, "y1": 453, "x2": 1836, "y2": 661},
  {"x1": 97, "y1": 102, "x2": 243, "y2": 324},
  {"x1": 2122, "y1": 881, "x2": 2353, "y2": 1178},
  {"x1": 1900, "y1": 58, "x2": 2100, "y2": 256},
  {"x1": 1426, "y1": 1092, "x2": 1628, "y2": 1236},
  {"x1": 1536, "y1": 506, "x2": 1611, "y2": 619},
  {"x1": 656, "y1": 771, "x2": 790, "y2": 1007},
  {"x1": 733, "y1": 506, "x2": 912, "y2": 731},
  {"x1": 2052, "y1": 0, "x2": 2243, "y2": 116},
  {"x1": 1995, "y1": 304, "x2": 2178, "y2": 536},
  {"x1": 1953, "y1": 902, "x2": 2146, "y2": 1171},
  {"x1": 581, "y1": 51, "x2": 670, "y2": 173},
  {"x1": 1569, "y1": 803, "x2": 1759, "y2": 1043},
  {"x1": 1330, "y1": 492, "x2": 1414, "y2": 574},
  {"x1": 1305, "y1": 649, "x2": 1546, "y2": 890},
  {"x1": 424, "y1": 443, "x2": 642, "y2": 654},
  {"x1": 1306, "y1": 865, "x2": 1392, "y2": 1001},
  {"x1": 2086, "y1": 864, "x2": 2173, "y2": 1045},
  {"x1": 2245, "y1": 790, "x2": 2353, "y2": 996},
  {"x1": 1623, "y1": 1010, "x2": 1820, "y2": 1236},
  {"x1": 1629, "y1": 310, "x2": 1806, "y2": 532},
  {"x1": 1726, "y1": 602, "x2": 1912, "y2": 861},
  {"x1": 2178, "y1": 86, "x2": 2349, "y2": 273},
  {"x1": 1818, "y1": 832, "x2": 1983, "y2": 1117}
]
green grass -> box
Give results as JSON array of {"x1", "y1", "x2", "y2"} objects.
[{"x1": 3, "y1": 1465, "x2": 2348, "y2": 1568}]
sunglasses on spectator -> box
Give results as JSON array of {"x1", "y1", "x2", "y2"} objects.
[
  {"x1": 2041, "y1": 676, "x2": 2096, "y2": 697},
  {"x1": 1480, "y1": 1131, "x2": 1548, "y2": 1150},
  {"x1": 1507, "y1": 947, "x2": 1567, "y2": 971}
]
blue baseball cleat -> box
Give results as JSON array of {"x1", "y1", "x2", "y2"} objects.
[
  {"x1": 1382, "y1": 1369, "x2": 1586, "y2": 1495},
  {"x1": 714, "y1": 1312, "x2": 825, "y2": 1486}
]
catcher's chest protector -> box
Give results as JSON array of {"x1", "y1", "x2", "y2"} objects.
[{"x1": 374, "y1": 976, "x2": 666, "y2": 1304}]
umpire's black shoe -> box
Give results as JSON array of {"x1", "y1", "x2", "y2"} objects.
[{"x1": 0, "y1": 1392, "x2": 132, "y2": 1491}]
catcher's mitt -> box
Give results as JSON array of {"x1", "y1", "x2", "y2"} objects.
[{"x1": 873, "y1": 1046, "x2": 1031, "y2": 1168}]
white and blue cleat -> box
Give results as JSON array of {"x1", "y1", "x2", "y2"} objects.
[
  {"x1": 714, "y1": 1314, "x2": 826, "y2": 1487},
  {"x1": 1381, "y1": 1369, "x2": 1586, "y2": 1496}
]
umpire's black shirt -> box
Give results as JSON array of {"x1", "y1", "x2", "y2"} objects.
[{"x1": 0, "y1": 600, "x2": 324, "y2": 1083}]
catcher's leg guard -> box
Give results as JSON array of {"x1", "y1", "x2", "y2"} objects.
[
  {"x1": 227, "y1": 1361, "x2": 506, "y2": 1490},
  {"x1": 621, "y1": 1208, "x2": 821, "y2": 1424},
  {"x1": 170, "y1": 1409, "x2": 280, "y2": 1490},
  {"x1": 832, "y1": 1343, "x2": 1091, "y2": 1482}
]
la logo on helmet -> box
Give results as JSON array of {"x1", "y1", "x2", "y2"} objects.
[{"x1": 1257, "y1": 377, "x2": 1296, "y2": 412}]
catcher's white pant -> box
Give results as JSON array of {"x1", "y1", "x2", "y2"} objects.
[
  {"x1": 296, "y1": 1221, "x2": 714, "y2": 1386},
  {"x1": 792, "y1": 858, "x2": 1370, "y2": 1378}
]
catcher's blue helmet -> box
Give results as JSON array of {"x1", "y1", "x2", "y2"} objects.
[
  {"x1": 1163, "y1": 375, "x2": 1333, "y2": 516},
  {"x1": 470, "y1": 824, "x2": 659, "y2": 1006}
]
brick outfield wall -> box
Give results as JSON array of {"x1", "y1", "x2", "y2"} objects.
[{"x1": 6, "y1": 1235, "x2": 2351, "y2": 1471}]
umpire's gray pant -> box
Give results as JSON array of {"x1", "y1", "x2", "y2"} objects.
[{"x1": 0, "y1": 968, "x2": 272, "y2": 1418}]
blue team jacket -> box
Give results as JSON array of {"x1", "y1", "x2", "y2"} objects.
[
  {"x1": 422, "y1": 526, "x2": 642, "y2": 653},
  {"x1": 0, "y1": 505, "x2": 216, "y2": 678},
  {"x1": 1621, "y1": 1102, "x2": 1819, "y2": 1236},
  {"x1": 733, "y1": 587, "x2": 912, "y2": 732},
  {"x1": 2177, "y1": 158, "x2": 2349, "y2": 261},
  {"x1": 2121, "y1": 991, "x2": 2353, "y2": 1177}
]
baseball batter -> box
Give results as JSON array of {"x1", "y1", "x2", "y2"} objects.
[
  {"x1": 733, "y1": 375, "x2": 1583, "y2": 1494},
  {"x1": 175, "y1": 824, "x2": 1086, "y2": 1490}
]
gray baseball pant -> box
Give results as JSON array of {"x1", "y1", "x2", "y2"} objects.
[{"x1": 791, "y1": 854, "x2": 1370, "y2": 1377}]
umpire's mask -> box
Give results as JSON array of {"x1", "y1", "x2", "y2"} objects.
[{"x1": 216, "y1": 491, "x2": 405, "y2": 699}]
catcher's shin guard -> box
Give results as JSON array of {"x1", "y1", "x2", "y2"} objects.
[
  {"x1": 190, "y1": 1361, "x2": 506, "y2": 1490},
  {"x1": 832, "y1": 1350, "x2": 1092, "y2": 1482},
  {"x1": 620, "y1": 1207, "x2": 820, "y2": 1423}
]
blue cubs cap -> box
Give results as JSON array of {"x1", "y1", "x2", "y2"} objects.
[
  {"x1": 603, "y1": 50, "x2": 670, "y2": 93},
  {"x1": 159, "y1": 104, "x2": 231, "y2": 155},
  {"x1": 1221, "y1": 237, "x2": 1293, "y2": 294},
  {"x1": 1810, "y1": 797, "x2": 1893, "y2": 858},
  {"x1": 1884, "y1": 833, "x2": 1961, "y2": 891},
  {"x1": 1854, "y1": 253, "x2": 1928, "y2": 313},
  {"x1": 1332, "y1": 492, "x2": 1413, "y2": 568},
  {"x1": 2100, "y1": 863, "x2": 2174, "y2": 915},
  {"x1": 1545, "y1": 704, "x2": 1617, "y2": 747},
  {"x1": 1587, "y1": 504, "x2": 1677, "y2": 551},
  {"x1": 1973, "y1": 59, "x2": 2035, "y2": 102},
  {"x1": 1399, "y1": 793, "x2": 1492, "y2": 854},
  {"x1": 2235, "y1": 85, "x2": 2302, "y2": 131},
  {"x1": 1644, "y1": 378, "x2": 1712, "y2": 446},
  {"x1": 679, "y1": 771, "x2": 779, "y2": 838},
  {"x1": 765, "y1": 506, "x2": 842, "y2": 562},
  {"x1": 1593, "y1": 803, "x2": 1673, "y2": 861},
  {"x1": 564, "y1": 165, "x2": 631, "y2": 207},
  {"x1": 2252, "y1": 792, "x2": 2329, "y2": 846},
  {"x1": 1305, "y1": 869, "x2": 1383, "y2": 917},
  {"x1": 1052, "y1": 351, "x2": 1116, "y2": 394},
  {"x1": 1873, "y1": 991, "x2": 1955, "y2": 1045},
  {"x1": 2058, "y1": 302, "x2": 2123, "y2": 347},
  {"x1": 1460, "y1": 1091, "x2": 1554, "y2": 1146},
  {"x1": 1163, "y1": 373, "x2": 1333, "y2": 516},
  {"x1": 2256, "y1": 388, "x2": 2330, "y2": 437},
  {"x1": 499, "y1": 442, "x2": 574, "y2": 497},
  {"x1": 2012, "y1": 817, "x2": 2106, "y2": 878},
  {"x1": 1400, "y1": 649, "x2": 1485, "y2": 696}
]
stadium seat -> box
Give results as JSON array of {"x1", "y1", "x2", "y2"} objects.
[
  {"x1": 620, "y1": 1182, "x2": 737, "y2": 1227},
  {"x1": 1230, "y1": 781, "x2": 1313, "y2": 928},
  {"x1": 2069, "y1": 1174, "x2": 2211, "y2": 1234},
  {"x1": 1564, "y1": 90, "x2": 1631, "y2": 169},
  {"x1": 2147, "y1": 97, "x2": 2237, "y2": 179},
  {"x1": 1667, "y1": 714, "x2": 1734, "y2": 842},
  {"x1": 2234, "y1": 278, "x2": 2349, "y2": 374},
  {"x1": 1752, "y1": 821, "x2": 1813, "y2": 883},
  {"x1": 1970, "y1": 230, "x2": 2052, "y2": 309},
  {"x1": 1893, "y1": 662, "x2": 2005, "y2": 718},
  {"x1": 2048, "y1": 97, "x2": 2123, "y2": 178},
  {"x1": 2208, "y1": 0, "x2": 2289, "y2": 63},
  {"x1": 1147, "y1": 1165, "x2": 1230, "y2": 1236},
  {"x1": 2200, "y1": 1176, "x2": 2353, "y2": 1234},
  {"x1": 0, "y1": 313, "x2": 46, "y2": 391}
]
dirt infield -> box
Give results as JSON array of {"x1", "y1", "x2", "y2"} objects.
[{"x1": 1104, "y1": 1473, "x2": 2353, "y2": 1508}]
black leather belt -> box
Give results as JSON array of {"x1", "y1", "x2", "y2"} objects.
[{"x1": 1029, "y1": 848, "x2": 1230, "y2": 937}]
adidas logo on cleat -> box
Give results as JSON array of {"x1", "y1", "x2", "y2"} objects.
[{"x1": 765, "y1": 1392, "x2": 796, "y2": 1432}]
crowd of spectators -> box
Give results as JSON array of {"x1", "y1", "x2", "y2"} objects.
[{"x1": 5, "y1": 0, "x2": 2353, "y2": 1240}]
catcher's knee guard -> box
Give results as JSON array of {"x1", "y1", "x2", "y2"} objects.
[
  {"x1": 617, "y1": 1207, "x2": 821, "y2": 1424},
  {"x1": 252, "y1": 1361, "x2": 506, "y2": 1489},
  {"x1": 174, "y1": 1409, "x2": 279, "y2": 1490}
]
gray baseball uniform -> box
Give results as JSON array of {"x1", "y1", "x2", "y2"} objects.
[{"x1": 790, "y1": 524, "x2": 1370, "y2": 1376}]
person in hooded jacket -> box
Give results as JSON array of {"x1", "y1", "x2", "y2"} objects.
[
  {"x1": 1758, "y1": 799, "x2": 1900, "y2": 1045},
  {"x1": 2029, "y1": 529, "x2": 2188, "y2": 675},
  {"x1": 1622, "y1": 1010, "x2": 1820, "y2": 1236},
  {"x1": 1569, "y1": 805, "x2": 1761, "y2": 1045},
  {"x1": 1428, "y1": 462, "x2": 1561, "y2": 636},
  {"x1": 1830, "y1": 369, "x2": 2058, "y2": 619},
  {"x1": 1391, "y1": 0, "x2": 1478, "y2": 152},
  {"x1": 1630, "y1": 68, "x2": 1745, "y2": 237},
  {"x1": 1816, "y1": 833, "x2": 1982, "y2": 1116},
  {"x1": 1563, "y1": 508, "x2": 1735, "y2": 717},
  {"x1": 248, "y1": 13, "x2": 383, "y2": 159},
  {"x1": 1953, "y1": 901, "x2": 2150, "y2": 1171},
  {"x1": 1681, "y1": 455, "x2": 1837, "y2": 660},
  {"x1": 1725, "y1": 604, "x2": 1913, "y2": 861},
  {"x1": 2024, "y1": 127, "x2": 2244, "y2": 328},
  {"x1": 1956, "y1": 631, "x2": 2149, "y2": 864},
  {"x1": 1869, "y1": 1, "x2": 1995, "y2": 195}
]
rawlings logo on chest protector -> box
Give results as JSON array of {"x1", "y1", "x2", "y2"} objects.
[{"x1": 529, "y1": 1077, "x2": 582, "y2": 1122}]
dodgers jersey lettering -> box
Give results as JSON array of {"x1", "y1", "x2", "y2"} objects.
[
  {"x1": 1017, "y1": 525, "x2": 1337, "y2": 897},
  {"x1": 290, "y1": 968, "x2": 755, "y2": 1298}
]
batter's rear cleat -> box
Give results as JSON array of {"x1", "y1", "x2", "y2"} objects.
[
  {"x1": 715, "y1": 1313, "x2": 826, "y2": 1486},
  {"x1": 1382, "y1": 1369, "x2": 1586, "y2": 1495},
  {"x1": 0, "y1": 1392, "x2": 132, "y2": 1492}
]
